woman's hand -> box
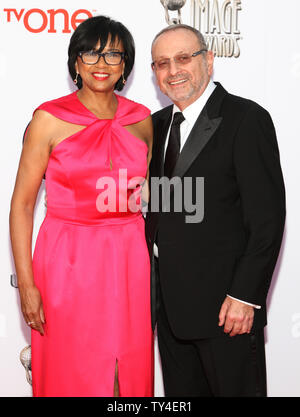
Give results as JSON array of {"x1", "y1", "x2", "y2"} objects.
[{"x1": 19, "y1": 285, "x2": 45, "y2": 335}]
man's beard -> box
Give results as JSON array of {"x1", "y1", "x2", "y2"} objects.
[{"x1": 164, "y1": 72, "x2": 204, "y2": 103}]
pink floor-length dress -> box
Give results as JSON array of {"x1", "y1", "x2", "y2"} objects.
[{"x1": 31, "y1": 92, "x2": 154, "y2": 397}]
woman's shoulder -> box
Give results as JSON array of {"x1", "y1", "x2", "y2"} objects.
[
  {"x1": 116, "y1": 94, "x2": 151, "y2": 124},
  {"x1": 28, "y1": 93, "x2": 76, "y2": 137},
  {"x1": 118, "y1": 94, "x2": 151, "y2": 113},
  {"x1": 25, "y1": 96, "x2": 75, "y2": 145},
  {"x1": 33, "y1": 91, "x2": 93, "y2": 125},
  {"x1": 35, "y1": 91, "x2": 77, "y2": 114}
]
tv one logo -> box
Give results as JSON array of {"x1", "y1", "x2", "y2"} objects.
[{"x1": 3, "y1": 8, "x2": 94, "y2": 33}]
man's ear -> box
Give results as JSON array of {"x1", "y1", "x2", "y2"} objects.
[
  {"x1": 206, "y1": 50, "x2": 214, "y2": 77},
  {"x1": 151, "y1": 64, "x2": 160, "y2": 86}
]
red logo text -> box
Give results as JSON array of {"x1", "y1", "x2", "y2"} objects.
[{"x1": 3, "y1": 8, "x2": 94, "y2": 33}]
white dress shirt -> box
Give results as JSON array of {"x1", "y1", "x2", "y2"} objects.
[
  {"x1": 165, "y1": 79, "x2": 217, "y2": 156},
  {"x1": 153, "y1": 80, "x2": 261, "y2": 309}
]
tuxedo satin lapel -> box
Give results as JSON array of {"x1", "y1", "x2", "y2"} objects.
[
  {"x1": 171, "y1": 82, "x2": 228, "y2": 179},
  {"x1": 172, "y1": 109, "x2": 222, "y2": 179}
]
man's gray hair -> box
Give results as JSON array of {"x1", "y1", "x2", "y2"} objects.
[{"x1": 151, "y1": 24, "x2": 207, "y2": 51}]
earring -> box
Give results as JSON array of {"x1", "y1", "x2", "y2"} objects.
[
  {"x1": 74, "y1": 72, "x2": 79, "y2": 85},
  {"x1": 122, "y1": 73, "x2": 126, "y2": 85}
]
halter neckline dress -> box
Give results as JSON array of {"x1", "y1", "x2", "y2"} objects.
[{"x1": 31, "y1": 91, "x2": 154, "y2": 397}]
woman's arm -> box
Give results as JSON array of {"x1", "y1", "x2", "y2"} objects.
[
  {"x1": 139, "y1": 115, "x2": 153, "y2": 204},
  {"x1": 10, "y1": 110, "x2": 53, "y2": 335}
]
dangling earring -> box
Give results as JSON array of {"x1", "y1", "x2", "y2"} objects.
[
  {"x1": 122, "y1": 73, "x2": 126, "y2": 85},
  {"x1": 74, "y1": 72, "x2": 79, "y2": 85}
]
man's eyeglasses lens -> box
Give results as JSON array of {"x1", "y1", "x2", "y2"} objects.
[
  {"x1": 79, "y1": 51, "x2": 125, "y2": 65},
  {"x1": 152, "y1": 49, "x2": 207, "y2": 71}
]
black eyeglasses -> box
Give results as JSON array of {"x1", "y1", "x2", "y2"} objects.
[
  {"x1": 78, "y1": 51, "x2": 126, "y2": 66},
  {"x1": 152, "y1": 49, "x2": 208, "y2": 71}
]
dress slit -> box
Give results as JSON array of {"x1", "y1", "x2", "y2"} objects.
[{"x1": 114, "y1": 359, "x2": 120, "y2": 397}]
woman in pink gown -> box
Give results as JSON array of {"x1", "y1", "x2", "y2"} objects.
[{"x1": 10, "y1": 16, "x2": 153, "y2": 397}]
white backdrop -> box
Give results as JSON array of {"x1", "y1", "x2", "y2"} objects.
[{"x1": 1, "y1": 0, "x2": 299, "y2": 397}]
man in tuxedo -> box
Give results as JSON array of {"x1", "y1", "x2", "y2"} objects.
[{"x1": 145, "y1": 24, "x2": 285, "y2": 397}]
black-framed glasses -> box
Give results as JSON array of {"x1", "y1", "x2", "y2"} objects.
[
  {"x1": 78, "y1": 51, "x2": 125, "y2": 65},
  {"x1": 152, "y1": 49, "x2": 208, "y2": 71}
]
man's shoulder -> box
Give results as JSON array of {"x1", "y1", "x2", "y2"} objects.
[
  {"x1": 219, "y1": 88, "x2": 274, "y2": 133},
  {"x1": 223, "y1": 89, "x2": 270, "y2": 118},
  {"x1": 151, "y1": 105, "x2": 173, "y2": 124}
]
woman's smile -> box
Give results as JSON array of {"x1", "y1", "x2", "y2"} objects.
[{"x1": 91, "y1": 72, "x2": 110, "y2": 81}]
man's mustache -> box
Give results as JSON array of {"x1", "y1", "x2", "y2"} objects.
[{"x1": 166, "y1": 73, "x2": 191, "y2": 83}]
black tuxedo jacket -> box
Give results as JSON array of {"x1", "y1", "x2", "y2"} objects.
[{"x1": 145, "y1": 82, "x2": 286, "y2": 339}]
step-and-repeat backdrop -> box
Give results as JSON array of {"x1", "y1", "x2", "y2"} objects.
[{"x1": 1, "y1": 0, "x2": 299, "y2": 397}]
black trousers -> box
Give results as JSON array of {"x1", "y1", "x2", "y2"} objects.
[{"x1": 157, "y1": 288, "x2": 267, "y2": 397}]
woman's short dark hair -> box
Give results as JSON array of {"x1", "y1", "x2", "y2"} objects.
[{"x1": 68, "y1": 15, "x2": 135, "y2": 91}]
